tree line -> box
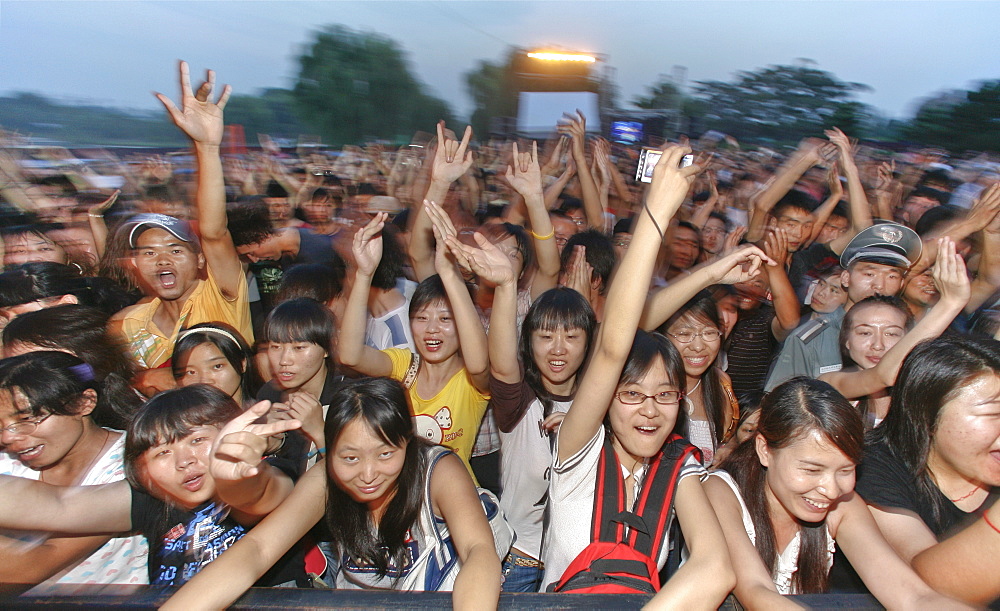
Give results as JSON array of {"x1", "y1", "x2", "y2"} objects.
[{"x1": 1, "y1": 24, "x2": 996, "y2": 152}]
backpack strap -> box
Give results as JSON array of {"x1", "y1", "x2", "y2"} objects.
[
  {"x1": 627, "y1": 434, "x2": 702, "y2": 558},
  {"x1": 593, "y1": 436, "x2": 627, "y2": 543},
  {"x1": 403, "y1": 351, "x2": 421, "y2": 389}
]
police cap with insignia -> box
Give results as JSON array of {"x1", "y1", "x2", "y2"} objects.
[{"x1": 840, "y1": 222, "x2": 921, "y2": 270}]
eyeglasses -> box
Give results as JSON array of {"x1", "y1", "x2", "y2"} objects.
[
  {"x1": 616, "y1": 390, "x2": 683, "y2": 405},
  {"x1": 2, "y1": 413, "x2": 53, "y2": 437},
  {"x1": 668, "y1": 329, "x2": 723, "y2": 344}
]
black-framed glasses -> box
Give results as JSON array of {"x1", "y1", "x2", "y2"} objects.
[
  {"x1": 616, "y1": 390, "x2": 683, "y2": 405},
  {"x1": 2, "y1": 413, "x2": 53, "y2": 436},
  {"x1": 668, "y1": 329, "x2": 723, "y2": 344}
]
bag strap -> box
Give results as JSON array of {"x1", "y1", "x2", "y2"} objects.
[
  {"x1": 593, "y1": 436, "x2": 627, "y2": 543},
  {"x1": 627, "y1": 435, "x2": 701, "y2": 557},
  {"x1": 403, "y1": 351, "x2": 421, "y2": 389},
  {"x1": 719, "y1": 376, "x2": 741, "y2": 444}
]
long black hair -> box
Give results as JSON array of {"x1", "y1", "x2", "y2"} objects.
[
  {"x1": 2, "y1": 304, "x2": 141, "y2": 428},
  {"x1": 720, "y1": 377, "x2": 864, "y2": 594},
  {"x1": 324, "y1": 377, "x2": 431, "y2": 580},
  {"x1": 0, "y1": 351, "x2": 105, "y2": 424},
  {"x1": 661, "y1": 290, "x2": 730, "y2": 445},
  {"x1": 520, "y1": 287, "x2": 596, "y2": 416},
  {"x1": 871, "y1": 335, "x2": 1000, "y2": 528}
]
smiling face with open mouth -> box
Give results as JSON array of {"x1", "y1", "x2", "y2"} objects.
[
  {"x1": 757, "y1": 428, "x2": 857, "y2": 524},
  {"x1": 410, "y1": 299, "x2": 459, "y2": 365},
  {"x1": 665, "y1": 313, "x2": 722, "y2": 379},
  {"x1": 132, "y1": 228, "x2": 204, "y2": 302},
  {"x1": 609, "y1": 357, "x2": 681, "y2": 464},
  {"x1": 138, "y1": 425, "x2": 220, "y2": 509},
  {"x1": 530, "y1": 325, "x2": 588, "y2": 395}
]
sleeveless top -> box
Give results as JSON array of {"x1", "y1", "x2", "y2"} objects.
[
  {"x1": 336, "y1": 445, "x2": 461, "y2": 592},
  {"x1": 709, "y1": 470, "x2": 834, "y2": 595}
]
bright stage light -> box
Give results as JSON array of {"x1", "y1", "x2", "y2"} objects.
[{"x1": 526, "y1": 52, "x2": 596, "y2": 63}]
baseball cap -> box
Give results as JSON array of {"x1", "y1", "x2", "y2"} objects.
[
  {"x1": 127, "y1": 213, "x2": 197, "y2": 248},
  {"x1": 840, "y1": 222, "x2": 921, "y2": 269}
]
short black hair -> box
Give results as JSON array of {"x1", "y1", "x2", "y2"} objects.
[
  {"x1": 771, "y1": 190, "x2": 818, "y2": 219},
  {"x1": 227, "y1": 196, "x2": 276, "y2": 246},
  {"x1": 560, "y1": 229, "x2": 616, "y2": 295}
]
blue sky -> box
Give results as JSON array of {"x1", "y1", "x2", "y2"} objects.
[{"x1": 2, "y1": 1, "x2": 998, "y2": 122}]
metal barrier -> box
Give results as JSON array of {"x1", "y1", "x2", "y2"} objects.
[{"x1": 5, "y1": 586, "x2": 883, "y2": 609}]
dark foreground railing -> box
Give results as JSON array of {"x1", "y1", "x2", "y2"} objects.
[{"x1": 3, "y1": 586, "x2": 883, "y2": 609}]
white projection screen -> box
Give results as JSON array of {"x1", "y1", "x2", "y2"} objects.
[{"x1": 516, "y1": 92, "x2": 601, "y2": 139}]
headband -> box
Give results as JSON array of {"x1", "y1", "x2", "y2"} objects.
[{"x1": 177, "y1": 326, "x2": 244, "y2": 348}]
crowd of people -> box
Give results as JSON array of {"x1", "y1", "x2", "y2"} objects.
[{"x1": 0, "y1": 60, "x2": 999, "y2": 608}]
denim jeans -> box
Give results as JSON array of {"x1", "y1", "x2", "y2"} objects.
[{"x1": 501, "y1": 549, "x2": 544, "y2": 593}]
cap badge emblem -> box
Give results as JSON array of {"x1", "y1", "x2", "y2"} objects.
[{"x1": 875, "y1": 227, "x2": 902, "y2": 244}]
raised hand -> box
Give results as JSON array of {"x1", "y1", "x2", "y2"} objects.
[
  {"x1": 646, "y1": 145, "x2": 702, "y2": 218},
  {"x1": 559, "y1": 245, "x2": 594, "y2": 298},
  {"x1": 155, "y1": 61, "x2": 231, "y2": 146},
  {"x1": 557, "y1": 110, "x2": 588, "y2": 144},
  {"x1": 763, "y1": 226, "x2": 790, "y2": 269},
  {"x1": 708, "y1": 244, "x2": 777, "y2": 285},
  {"x1": 875, "y1": 160, "x2": 896, "y2": 192},
  {"x1": 430, "y1": 121, "x2": 474, "y2": 185},
  {"x1": 966, "y1": 182, "x2": 1000, "y2": 232},
  {"x1": 352, "y1": 212, "x2": 387, "y2": 276},
  {"x1": 88, "y1": 190, "x2": 119, "y2": 217},
  {"x1": 931, "y1": 237, "x2": 970, "y2": 307},
  {"x1": 827, "y1": 163, "x2": 844, "y2": 200},
  {"x1": 211, "y1": 401, "x2": 301, "y2": 481},
  {"x1": 825, "y1": 127, "x2": 855, "y2": 156},
  {"x1": 445, "y1": 231, "x2": 517, "y2": 287},
  {"x1": 504, "y1": 141, "x2": 543, "y2": 198},
  {"x1": 722, "y1": 225, "x2": 748, "y2": 253},
  {"x1": 541, "y1": 136, "x2": 568, "y2": 175},
  {"x1": 424, "y1": 199, "x2": 460, "y2": 274}
]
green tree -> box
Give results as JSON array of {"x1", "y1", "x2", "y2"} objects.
[
  {"x1": 631, "y1": 79, "x2": 681, "y2": 111},
  {"x1": 225, "y1": 88, "x2": 309, "y2": 144},
  {"x1": 293, "y1": 25, "x2": 453, "y2": 145},
  {"x1": 692, "y1": 62, "x2": 873, "y2": 143},
  {"x1": 464, "y1": 50, "x2": 520, "y2": 137},
  {"x1": 905, "y1": 82, "x2": 1000, "y2": 152}
]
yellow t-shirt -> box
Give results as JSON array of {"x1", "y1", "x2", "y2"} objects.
[
  {"x1": 384, "y1": 348, "x2": 489, "y2": 477},
  {"x1": 111, "y1": 268, "x2": 252, "y2": 368}
]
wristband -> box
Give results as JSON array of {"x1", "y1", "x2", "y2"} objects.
[{"x1": 530, "y1": 228, "x2": 555, "y2": 241}]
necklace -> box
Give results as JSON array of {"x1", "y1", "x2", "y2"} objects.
[
  {"x1": 950, "y1": 486, "x2": 983, "y2": 503},
  {"x1": 684, "y1": 378, "x2": 703, "y2": 416}
]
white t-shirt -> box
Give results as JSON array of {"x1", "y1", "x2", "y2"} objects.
[
  {"x1": 541, "y1": 427, "x2": 705, "y2": 590},
  {"x1": 498, "y1": 394, "x2": 572, "y2": 560},
  {"x1": 0, "y1": 432, "x2": 149, "y2": 591},
  {"x1": 365, "y1": 279, "x2": 417, "y2": 351}
]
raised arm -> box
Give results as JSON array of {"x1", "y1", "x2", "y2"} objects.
[
  {"x1": 746, "y1": 139, "x2": 833, "y2": 243},
  {"x1": 821, "y1": 238, "x2": 969, "y2": 398},
  {"x1": 449, "y1": 232, "x2": 519, "y2": 384},
  {"x1": 968, "y1": 185, "x2": 1000, "y2": 312},
  {"x1": 155, "y1": 61, "x2": 243, "y2": 298},
  {"x1": 558, "y1": 112, "x2": 604, "y2": 230},
  {"x1": 825, "y1": 128, "x2": 873, "y2": 256},
  {"x1": 337, "y1": 214, "x2": 395, "y2": 376},
  {"x1": 639, "y1": 244, "x2": 775, "y2": 331},
  {"x1": 558, "y1": 146, "x2": 698, "y2": 462},
  {"x1": 761, "y1": 228, "x2": 803, "y2": 338},
  {"x1": 506, "y1": 141, "x2": 560, "y2": 297},
  {"x1": 162, "y1": 462, "x2": 327, "y2": 610},
  {"x1": 804, "y1": 165, "x2": 844, "y2": 247},
  {"x1": 424, "y1": 200, "x2": 490, "y2": 392},
  {"x1": 409, "y1": 122, "x2": 473, "y2": 281}
]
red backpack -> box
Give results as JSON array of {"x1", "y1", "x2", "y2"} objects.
[{"x1": 549, "y1": 434, "x2": 701, "y2": 594}]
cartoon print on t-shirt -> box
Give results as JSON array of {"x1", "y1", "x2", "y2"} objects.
[
  {"x1": 413, "y1": 414, "x2": 443, "y2": 444},
  {"x1": 434, "y1": 406, "x2": 452, "y2": 430}
]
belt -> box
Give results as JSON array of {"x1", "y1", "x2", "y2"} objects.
[{"x1": 505, "y1": 552, "x2": 543, "y2": 569}]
